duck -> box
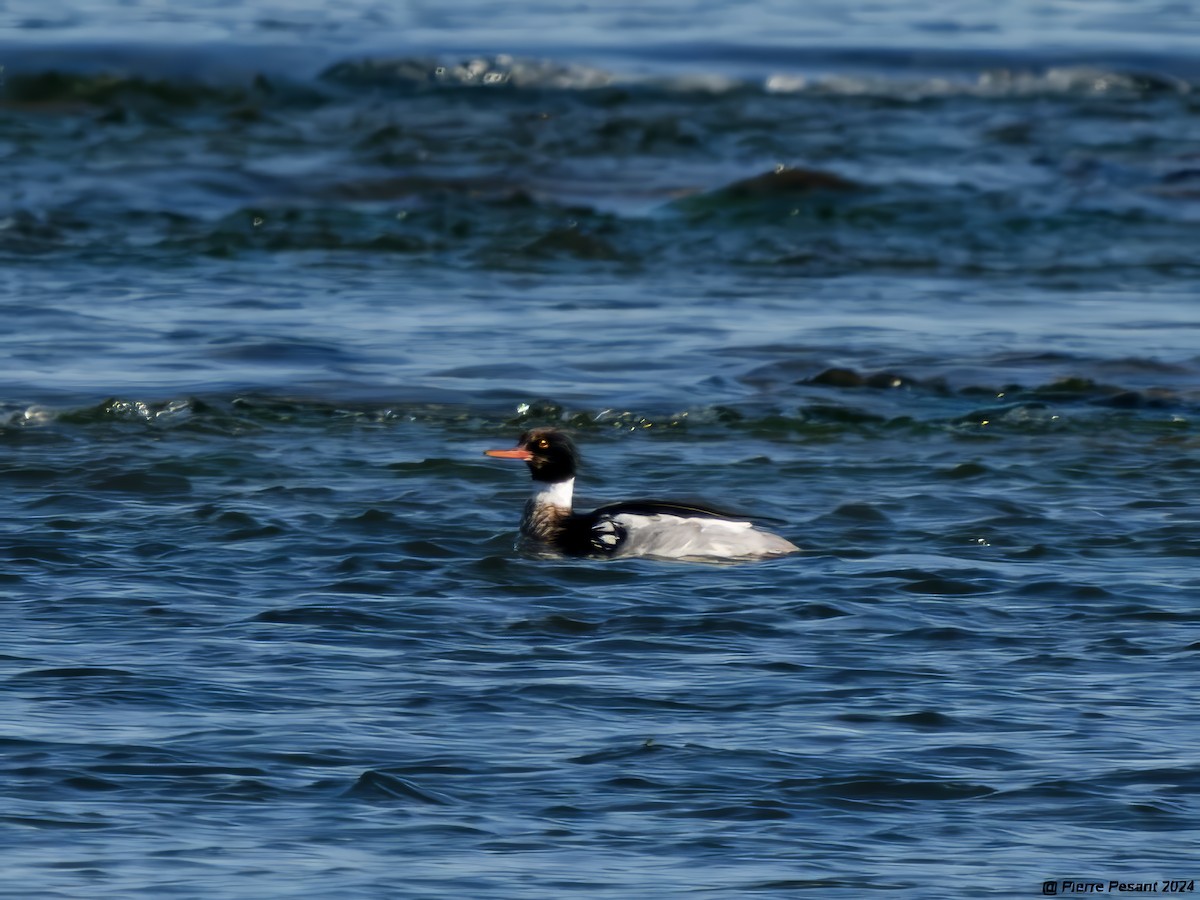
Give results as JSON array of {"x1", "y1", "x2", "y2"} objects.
[{"x1": 484, "y1": 428, "x2": 798, "y2": 562}]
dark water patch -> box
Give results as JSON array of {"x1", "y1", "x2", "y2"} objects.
[
  {"x1": 864, "y1": 571, "x2": 993, "y2": 600},
  {"x1": 667, "y1": 609, "x2": 792, "y2": 638},
  {"x1": 604, "y1": 774, "x2": 669, "y2": 792},
  {"x1": 207, "y1": 337, "x2": 356, "y2": 367},
  {"x1": 330, "y1": 174, "x2": 537, "y2": 205},
  {"x1": 519, "y1": 225, "x2": 622, "y2": 262},
  {"x1": 198, "y1": 508, "x2": 265, "y2": 529},
  {"x1": 1101, "y1": 765, "x2": 1200, "y2": 793},
  {"x1": 937, "y1": 462, "x2": 991, "y2": 479},
  {"x1": 912, "y1": 745, "x2": 1028, "y2": 767},
  {"x1": 835, "y1": 708, "x2": 974, "y2": 731},
  {"x1": 219, "y1": 522, "x2": 287, "y2": 542},
  {"x1": 500, "y1": 681, "x2": 708, "y2": 714},
  {"x1": 17, "y1": 592, "x2": 182, "y2": 619},
  {"x1": 243, "y1": 748, "x2": 363, "y2": 769},
  {"x1": 2, "y1": 68, "x2": 316, "y2": 112},
  {"x1": 202, "y1": 778, "x2": 286, "y2": 801},
  {"x1": 321, "y1": 579, "x2": 395, "y2": 596},
  {"x1": 788, "y1": 602, "x2": 851, "y2": 620},
  {"x1": 1018, "y1": 580, "x2": 1115, "y2": 601},
  {"x1": 570, "y1": 741, "x2": 662, "y2": 766},
  {"x1": 345, "y1": 771, "x2": 456, "y2": 805},
  {"x1": 250, "y1": 605, "x2": 397, "y2": 630},
  {"x1": 131, "y1": 541, "x2": 179, "y2": 560},
  {"x1": 373, "y1": 759, "x2": 480, "y2": 778},
  {"x1": 90, "y1": 762, "x2": 269, "y2": 779},
  {"x1": 87, "y1": 470, "x2": 192, "y2": 495},
  {"x1": 0, "y1": 813, "x2": 113, "y2": 830},
  {"x1": 507, "y1": 615, "x2": 602, "y2": 636},
  {"x1": 998, "y1": 778, "x2": 1197, "y2": 830},
  {"x1": 785, "y1": 775, "x2": 997, "y2": 803},
  {"x1": 900, "y1": 579, "x2": 992, "y2": 596},
  {"x1": 3, "y1": 541, "x2": 82, "y2": 565},
  {"x1": 1086, "y1": 636, "x2": 1153, "y2": 657},
  {"x1": 390, "y1": 539, "x2": 461, "y2": 560},
  {"x1": 672, "y1": 166, "x2": 863, "y2": 218},
  {"x1": 1003, "y1": 653, "x2": 1087, "y2": 671},
  {"x1": 669, "y1": 802, "x2": 792, "y2": 821},
  {"x1": 60, "y1": 774, "x2": 124, "y2": 793},
  {"x1": 0, "y1": 466, "x2": 68, "y2": 486},
  {"x1": 822, "y1": 502, "x2": 892, "y2": 523},
  {"x1": 825, "y1": 666, "x2": 946, "y2": 687},
  {"x1": 333, "y1": 554, "x2": 395, "y2": 576},
  {"x1": 720, "y1": 167, "x2": 862, "y2": 198},
  {"x1": 893, "y1": 710, "x2": 962, "y2": 729},
  {"x1": 1109, "y1": 604, "x2": 1200, "y2": 624},
  {"x1": 12, "y1": 667, "x2": 137, "y2": 679}
]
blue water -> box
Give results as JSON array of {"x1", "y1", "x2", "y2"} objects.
[{"x1": 2, "y1": 2, "x2": 1199, "y2": 897}]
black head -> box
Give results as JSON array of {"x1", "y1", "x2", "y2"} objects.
[{"x1": 485, "y1": 427, "x2": 580, "y2": 483}]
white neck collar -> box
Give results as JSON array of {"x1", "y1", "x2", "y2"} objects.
[{"x1": 531, "y1": 478, "x2": 574, "y2": 511}]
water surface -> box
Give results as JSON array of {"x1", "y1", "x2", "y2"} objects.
[{"x1": 2, "y1": 3, "x2": 1199, "y2": 897}]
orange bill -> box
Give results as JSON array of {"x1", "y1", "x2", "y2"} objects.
[{"x1": 484, "y1": 447, "x2": 533, "y2": 460}]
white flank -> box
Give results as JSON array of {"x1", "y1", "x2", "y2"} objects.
[{"x1": 607, "y1": 513, "x2": 798, "y2": 561}]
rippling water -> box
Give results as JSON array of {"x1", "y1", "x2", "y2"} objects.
[{"x1": 2, "y1": 2, "x2": 1199, "y2": 897}]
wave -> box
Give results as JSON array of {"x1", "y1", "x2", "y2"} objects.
[
  {"x1": 3, "y1": 39, "x2": 1197, "y2": 274},
  {"x1": 2, "y1": 369, "x2": 1194, "y2": 439},
  {"x1": 2, "y1": 42, "x2": 1195, "y2": 103}
]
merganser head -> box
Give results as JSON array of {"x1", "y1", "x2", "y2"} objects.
[{"x1": 484, "y1": 427, "x2": 579, "y2": 484}]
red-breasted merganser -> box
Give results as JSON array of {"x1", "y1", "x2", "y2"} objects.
[{"x1": 485, "y1": 428, "x2": 799, "y2": 562}]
